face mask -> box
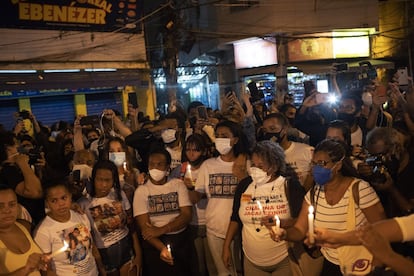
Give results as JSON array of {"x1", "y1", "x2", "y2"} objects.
[
  {"x1": 262, "y1": 132, "x2": 283, "y2": 143},
  {"x1": 149, "y1": 169, "x2": 167, "y2": 182},
  {"x1": 337, "y1": 112, "x2": 356, "y2": 126},
  {"x1": 109, "y1": 152, "x2": 126, "y2": 167},
  {"x1": 362, "y1": 92, "x2": 373, "y2": 106},
  {"x1": 161, "y1": 129, "x2": 177, "y2": 144},
  {"x1": 249, "y1": 167, "x2": 271, "y2": 185},
  {"x1": 72, "y1": 164, "x2": 93, "y2": 180},
  {"x1": 287, "y1": 118, "x2": 295, "y2": 126},
  {"x1": 215, "y1": 138, "x2": 232, "y2": 155},
  {"x1": 88, "y1": 137, "x2": 98, "y2": 144},
  {"x1": 312, "y1": 165, "x2": 332, "y2": 186}
]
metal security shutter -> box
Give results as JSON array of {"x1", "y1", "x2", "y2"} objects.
[
  {"x1": 86, "y1": 92, "x2": 122, "y2": 116},
  {"x1": 0, "y1": 99, "x2": 19, "y2": 131},
  {"x1": 31, "y1": 95, "x2": 75, "y2": 127}
]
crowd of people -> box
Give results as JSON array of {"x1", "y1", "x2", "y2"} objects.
[{"x1": 1, "y1": 70, "x2": 414, "y2": 276}]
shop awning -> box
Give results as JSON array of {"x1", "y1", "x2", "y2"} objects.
[{"x1": 288, "y1": 59, "x2": 394, "y2": 75}]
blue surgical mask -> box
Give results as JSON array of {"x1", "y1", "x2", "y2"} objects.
[{"x1": 312, "y1": 165, "x2": 332, "y2": 185}]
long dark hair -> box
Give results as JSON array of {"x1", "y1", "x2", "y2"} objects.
[
  {"x1": 314, "y1": 139, "x2": 358, "y2": 177},
  {"x1": 182, "y1": 134, "x2": 210, "y2": 167},
  {"x1": 90, "y1": 160, "x2": 122, "y2": 201}
]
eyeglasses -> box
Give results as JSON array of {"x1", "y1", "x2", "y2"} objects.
[{"x1": 310, "y1": 160, "x2": 332, "y2": 167}]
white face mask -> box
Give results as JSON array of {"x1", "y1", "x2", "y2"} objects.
[
  {"x1": 109, "y1": 152, "x2": 126, "y2": 167},
  {"x1": 72, "y1": 164, "x2": 93, "y2": 180},
  {"x1": 161, "y1": 129, "x2": 177, "y2": 144},
  {"x1": 249, "y1": 167, "x2": 271, "y2": 185},
  {"x1": 362, "y1": 92, "x2": 373, "y2": 106},
  {"x1": 215, "y1": 138, "x2": 232, "y2": 155},
  {"x1": 149, "y1": 169, "x2": 167, "y2": 182}
]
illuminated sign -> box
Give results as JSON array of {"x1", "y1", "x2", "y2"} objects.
[
  {"x1": 234, "y1": 37, "x2": 278, "y2": 69},
  {"x1": 288, "y1": 29, "x2": 373, "y2": 62},
  {"x1": 0, "y1": 0, "x2": 142, "y2": 33}
]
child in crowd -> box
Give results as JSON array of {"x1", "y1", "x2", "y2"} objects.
[
  {"x1": 79, "y1": 159, "x2": 141, "y2": 275},
  {"x1": 34, "y1": 181, "x2": 103, "y2": 275}
]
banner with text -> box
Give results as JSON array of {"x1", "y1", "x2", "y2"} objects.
[{"x1": 0, "y1": 0, "x2": 142, "y2": 33}]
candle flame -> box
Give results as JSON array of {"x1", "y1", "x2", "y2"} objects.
[
  {"x1": 308, "y1": 205, "x2": 314, "y2": 214},
  {"x1": 62, "y1": 240, "x2": 69, "y2": 251}
]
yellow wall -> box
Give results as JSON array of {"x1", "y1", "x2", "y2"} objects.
[
  {"x1": 74, "y1": 94, "x2": 87, "y2": 116},
  {"x1": 18, "y1": 98, "x2": 31, "y2": 111}
]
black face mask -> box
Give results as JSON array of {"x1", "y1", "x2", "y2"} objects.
[
  {"x1": 337, "y1": 112, "x2": 356, "y2": 126},
  {"x1": 287, "y1": 118, "x2": 295, "y2": 126},
  {"x1": 261, "y1": 132, "x2": 283, "y2": 143},
  {"x1": 189, "y1": 156, "x2": 205, "y2": 168}
]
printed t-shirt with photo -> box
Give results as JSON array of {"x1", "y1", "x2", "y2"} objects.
[
  {"x1": 34, "y1": 210, "x2": 98, "y2": 276},
  {"x1": 133, "y1": 178, "x2": 191, "y2": 234},
  {"x1": 195, "y1": 156, "x2": 238, "y2": 238},
  {"x1": 80, "y1": 189, "x2": 131, "y2": 249}
]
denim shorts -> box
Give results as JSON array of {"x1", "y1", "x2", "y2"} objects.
[{"x1": 98, "y1": 234, "x2": 134, "y2": 272}]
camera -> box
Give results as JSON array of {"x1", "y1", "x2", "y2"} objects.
[
  {"x1": 80, "y1": 115, "x2": 100, "y2": 126},
  {"x1": 334, "y1": 63, "x2": 348, "y2": 72},
  {"x1": 18, "y1": 110, "x2": 31, "y2": 120},
  {"x1": 357, "y1": 61, "x2": 377, "y2": 88},
  {"x1": 365, "y1": 154, "x2": 387, "y2": 183},
  {"x1": 27, "y1": 148, "x2": 42, "y2": 165}
]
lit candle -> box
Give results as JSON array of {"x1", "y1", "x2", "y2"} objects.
[
  {"x1": 166, "y1": 244, "x2": 172, "y2": 258},
  {"x1": 185, "y1": 164, "x2": 193, "y2": 181},
  {"x1": 256, "y1": 200, "x2": 264, "y2": 215},
  {"x1": 308, "y1": 205, "x2": 315, "y2": 244},
  {"x1": 123, "y1": 161, "x2": 127, "y2": 171},
  {"x1": 272, "y1": 215, "x2": 280, "y2": 233},
  {"x1": 50, "y1": 240, "x2": 69, "y2": 257}
]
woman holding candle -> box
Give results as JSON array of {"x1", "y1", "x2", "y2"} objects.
[
  {"x1": 194, "y1": 120, "x2": 250, "y2": 276},
  {"x1": 222, "y1": 140, "x2": 305, "y2": 275},
  {"x1": 270, "y1": 139, "x2": 386, "y2": 276},
  {"x1": 0, "y1": 186, "x2": 49, "y2": 276},
  {"x1": 34, "y1": 181, "x2": 103, "y2": 275},
  {"x1": 105, "y1": 136, "x2": 138, "y2": 205}
]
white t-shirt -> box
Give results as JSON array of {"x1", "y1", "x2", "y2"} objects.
[
  {"x1": 133, "y1": 178, "x2": 192, "y2": 234},
  {"x1": 284, "y1": 141, "x2": 314, "y2": 187},
  {"x1": 80, "y1": 190, "x2": 131, "y2": 249},
  {"x1": 195, "y1": 156, "x2": 238, "y2": 238},
  {"x1": 239, "y1": 176, "x2": 290, "y2": 266},
  {"x1": 166, "y1": 146, "x2": 182, "y2": 170},
  {"x1": 394, "y1": 214, "x2": 414, "y2": 242},
  {"x1": 34, "y1": 211, "x2": 98, "y2": 276},
  {"x1": 305, "y1": 179, "x2": 380, "y2": 265},
  {"x1": 351, "y1": 126, "x2": 363, "y2": 147},
  {"x1": 187, "y1": 166, "x2": 207, "y2": 226}
]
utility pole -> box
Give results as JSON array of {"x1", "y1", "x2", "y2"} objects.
[{"x1": 162, "y1": 2, "x2": 178, "y2": 113}]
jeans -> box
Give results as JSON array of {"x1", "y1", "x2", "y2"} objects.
[
  {"x1": 189, "y1": 225, "x2": 217, "y2": 276},
  {"x1": 244, "y1": 256, "x2": 292, "y2": 276},
  {"x1": 206, "y1": 232, "x2": 237, "y2": 276}
]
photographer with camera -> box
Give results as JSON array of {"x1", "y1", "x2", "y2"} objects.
[
  {"x1": 358, "y1": 127, "x2": 414, "y2": 219},
  {"x1": 0, "y1": 131, "x2": 44, "y2": 224}
]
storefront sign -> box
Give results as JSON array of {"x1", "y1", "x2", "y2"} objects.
[
  {"x1": 0, "y1": 0, "x2": 141, "y2": 33},
  {"x1": 288, "y1": 29, "x2": 371, "y2": 62},
  {"x1": 0, "y1": 87, "x2": 119, "y2": 100}
]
